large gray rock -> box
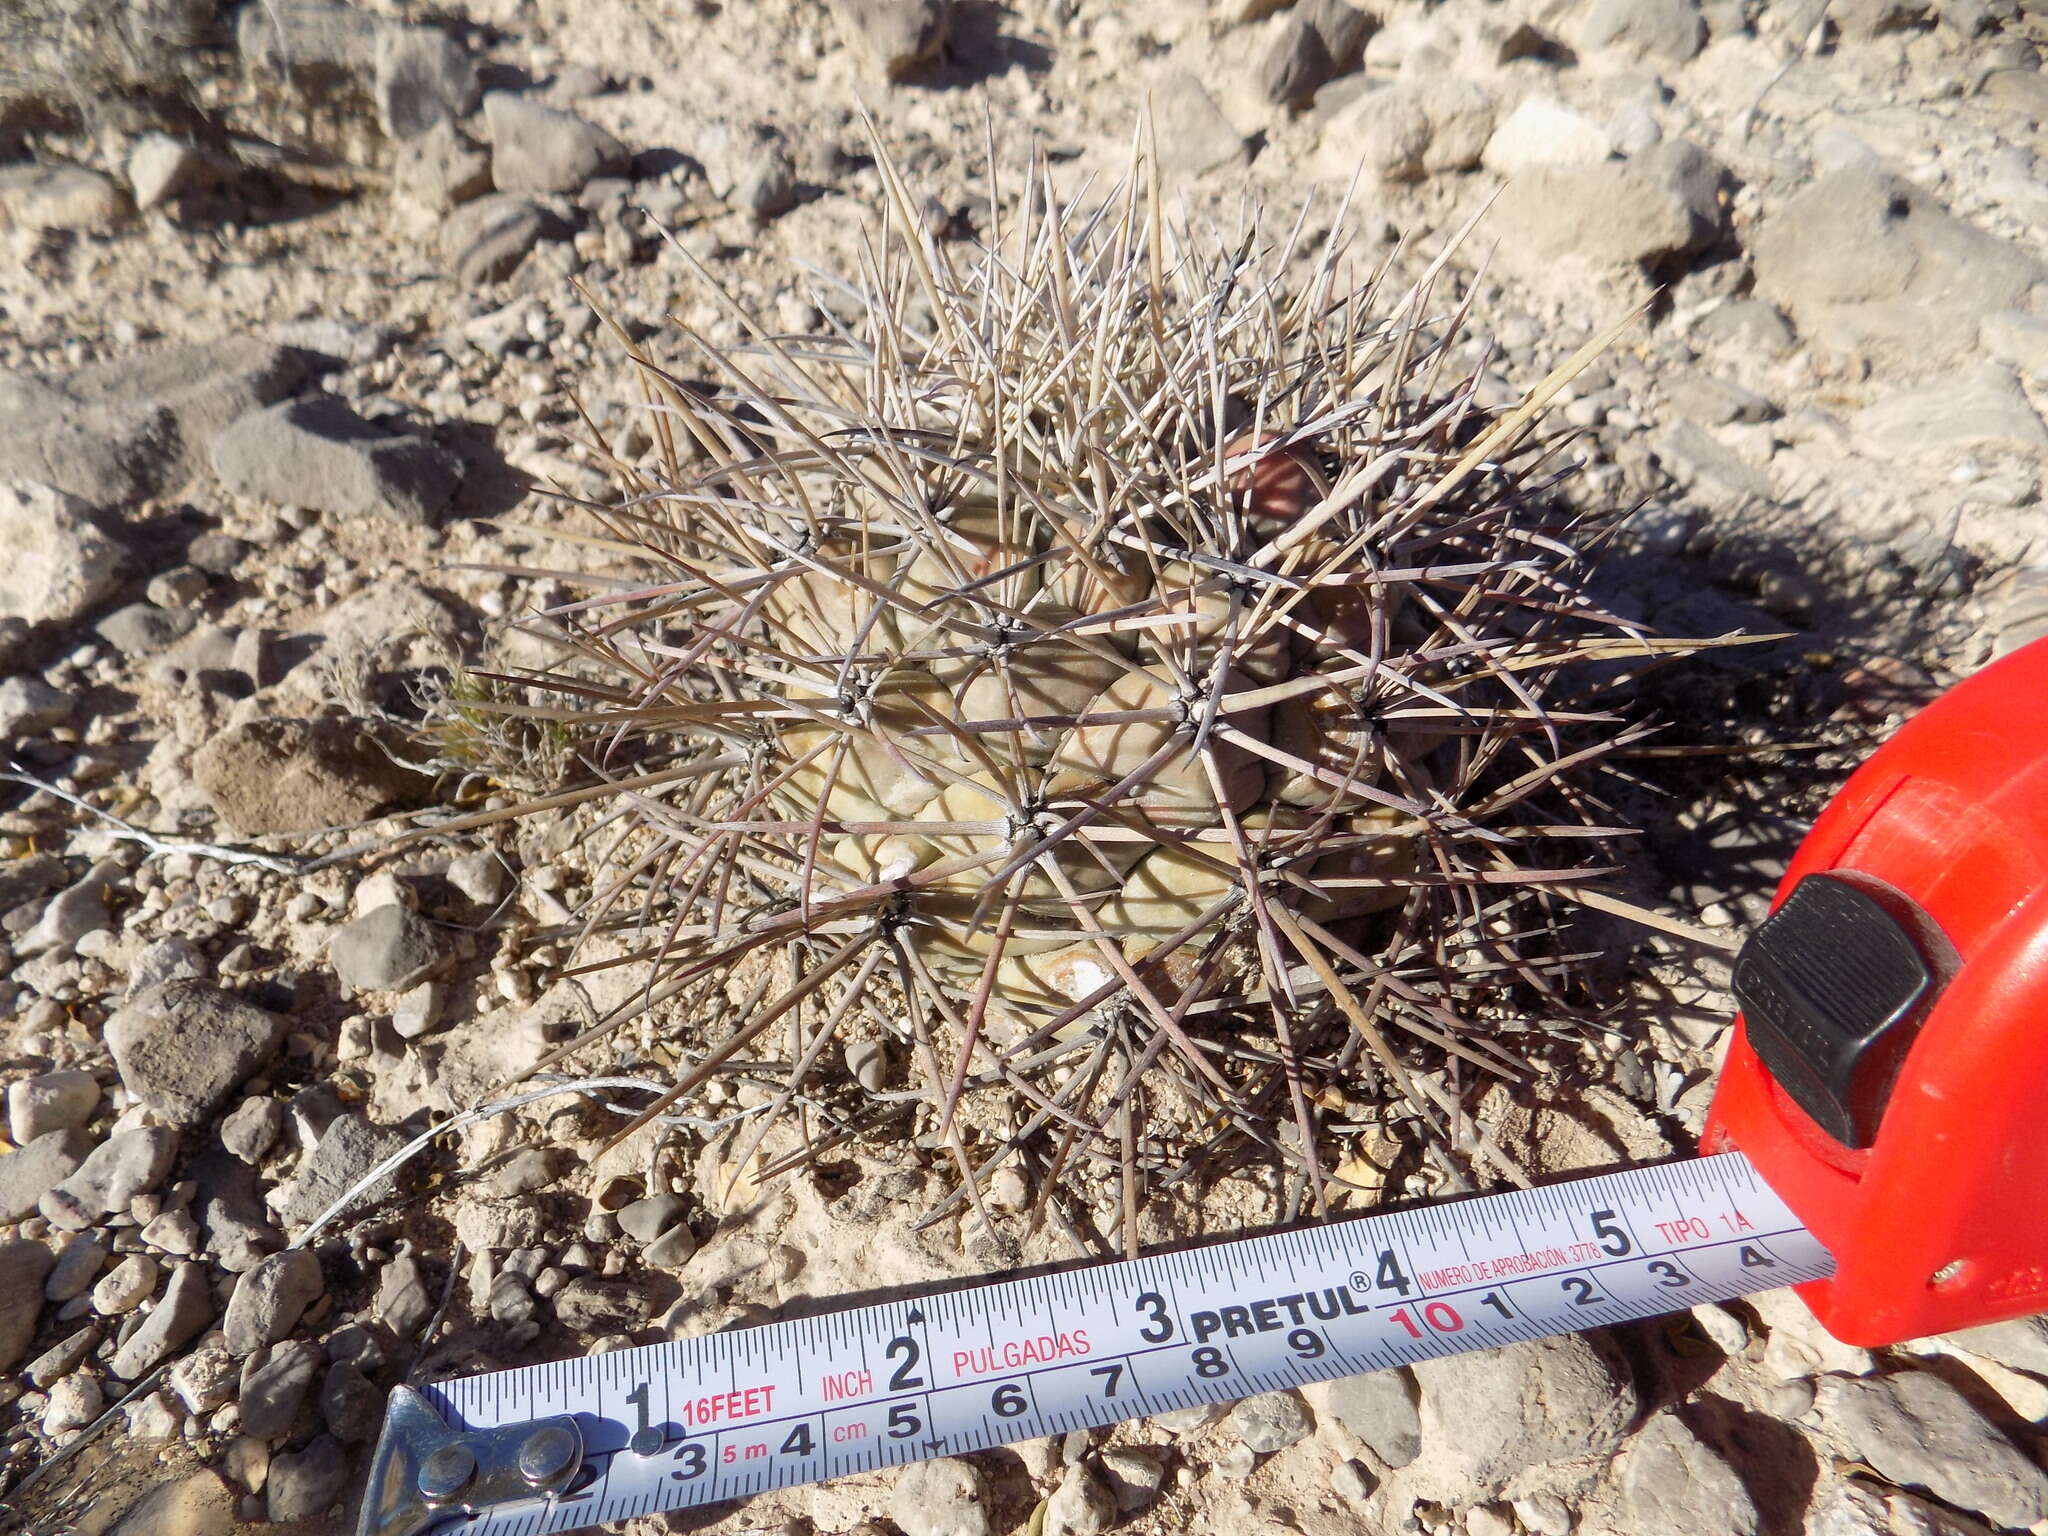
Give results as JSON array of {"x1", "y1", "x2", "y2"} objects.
[
  {"x1": 831, "y1": 0, "x2": 951, "y2": 81},
  {"x1": 0, "y1": 1238, "x2": 55, "y2": 1370},
  {"x1": 1315, "y1": 78, "x2": 1495, "y2": 182},
  {"x1": 1152, "y1": 69, "x2": 1249, "y2": 180},
  {"x1": 1230, "y1": 1389, "x2": 1314, "y2": 1453},
  {"x1": 1616, "y1": 1413, "x2": 1757, "y2": 1536},
  {"x1": 44, "y1": 1376, "x2": 105, "y2": 1446},
  {"x1": 1260, "y1": 0, "x2": 1371, "y2": 109},
  {"x1": 28, "y1": 1324, "x2": 101, "y2": 1391},
  {"x1": 275, "y1": 1113, "x2": 409, "y2": 1229},
  {"x1": 92, "y1": 1253, "x2": 158, "y2": 1314},
  {"x1": 104, "y1": 981, "x2": 288, "y2": 1129},
  {"x1": 109, "y1": 1259, "x2": 213, "y2": 1379},
  {"x1": 224, "y1": 1248, "x2": 325, "y2": 1354},
  {"x1": 40, "y1": 1126, "x2": 179, "y2": 1230},
  {"x1": 1812, "y1": 1370, "x2": 2048, "y2": 1530},
  {"x1": 373, "y1": 24, "x2": 479, "y2": 139},
  {"x1": 267, "y1": 1434, "x2": 350, "y2": 1521},
  {"x1": 241, "y1": 1338, "x2": 323, "y2": 1438},
  {"x1": 0, "y1": 481, "x2": 123, "y2": 627},
  {"x1": 189, "y1": 716, "x2": 433, "y2": 835},
  {"x1": 0, "y1": 165, "x2": 131, "y2": 233},
  {"x1": 1043, "y1": 1461, "x2": 1117, "y2": 1536},
  {"x1": 1753, "y1": 168, "x2": 2045, "y2": 373},
  {"x1": 395, "y1": 120, "x2": 494, "y2": 210},
  {"x1": 330, "y1": 903, "x2": 445, "y2": 992},
  {"x1": 43, "y1": 1232, "x2": 107, "y2": 1303},
  {"x1": 0, "y1": 1128, "x2": 94, "y2": 1223},
  {"x1": 1319, "y1": 1366, "x2": 1422, "y2": 1468},
  {"x1": 168, "y1": 1340, "x2": 240, "y2": 1413},
  {"x1": 1850, "y1": 365, "x2": 2048, "y2": 459},
  {"x1": 442, "y1": 192, "x2": 549, "y2": 284},
  {"x1": 1946, "y1": 1313, "x2": 2048, "y2": 1375},
  {"x1": 1487, "y1": 138, "x2": 1723, "y2": 276},
  {"x1": 889, "y1": 1456, "x2": 989, "y2": 1536},
  {"x1": 0, "y1": 337, "x2": 311, "y2": 505},
  {"x1": 221, "y1": 1096, "x2": 286, "y2": 1164},
  {"x1": 1578, "y1": 0, "x2": 1704, "y2": 61},
  {"x1": 238, "y1": 1, "x2": 382, "y2": 74},
  {"x1": 482, "y1": 92, "x2": 627, "y2": 194},
  {"x1": 127, "y1": 935, "x2": 209, "y2": 997},
  {"x1": 617, "y1": 1193, "x2": 689, "y2": 1244},
  {"x1": 211, "y1": 394, "x2": 462, "y2": 525},
  {"x1": 1409, "y1": 1333, "x2": 1637, "y2": 1496},
  {"x1": 96, "y1": 600, "x2": 196, "y2": 658}
]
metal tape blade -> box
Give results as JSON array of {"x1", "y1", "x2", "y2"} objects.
[{"x1": 362, "y1": 1151, "x2": 1828, "y2": 1536}]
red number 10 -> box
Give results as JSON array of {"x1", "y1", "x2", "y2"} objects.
[{"x1": 1389, "y1": 1302, "x2": 1464, "y2": 1337}]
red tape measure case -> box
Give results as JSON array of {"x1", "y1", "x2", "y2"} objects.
[{"x1": 1704, "y1": 638, "x2": 2048, "y2": 1346}]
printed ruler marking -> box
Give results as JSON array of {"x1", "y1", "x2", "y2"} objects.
[{"x1": 404, "y1": 1153, "x2": 1829, "y2": 1536}]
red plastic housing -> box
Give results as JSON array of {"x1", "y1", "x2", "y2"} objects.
[{"x1": 1703, "y1": 636, "x2": 2048, "y2": 1346}]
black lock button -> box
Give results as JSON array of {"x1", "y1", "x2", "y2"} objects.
[{"x1": 1731, "y1": 872, "x2": 1942, "y2": 1149}]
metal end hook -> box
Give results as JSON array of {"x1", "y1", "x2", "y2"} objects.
[{"x1": 358, "y1": 1386, "x2": 585, "y2": 1536}]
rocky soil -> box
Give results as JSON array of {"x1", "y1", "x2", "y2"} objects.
[{"x1": 4, "y1": 1, "x2": 2048, "y2": 1534}]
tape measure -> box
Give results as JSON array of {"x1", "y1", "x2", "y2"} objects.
[
  {"x1": 362, "y1": 1154, "x2": 1822, "y2": 1536},
  {"x1": 361, "y1": 636, "x2": 2048, "y2": 1536}
]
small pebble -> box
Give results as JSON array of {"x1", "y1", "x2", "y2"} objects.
[
  {"x1": 42, "y1": 1372, "x2": 103, "y2": 1436},
  {"x1": 844, "y1": 1039, "x2": 889, "y2": 1092},
  {"x1": 93, "y1": 1253, "x2": 159, "y2": 1315},
  {"x1": 617, "y1": 1194, "x2": 688, "y2": 1243},
  {"x1": 1043, "y1": 1460, "x2": 1117, "y2": 1536},
  {"x1": 1213, "y1": 1441, "x2": 1258, "y2": 1481},
  {"x1": 7, "y1": 1070, "x2": 100, "y2": 1143},
  {"x1": 1691, "y1": 1302, "x2": 1750, "y2": 1354},
  {"x1": 44, "y1": 1233, "x2": 108, "y2": 1302},
  {"x1": 643, "y1": 1225, "x2": 698, "y2": 1269},
  {"x1": 493, "y1": 1147, "x2": 569, "y2": 1197},
  {"x1": 221, "y1": 1097, "x2": 286, "y2": 1164},
  {"x1": 1229, "y1": 1389, "x2": 1312, "y2": 1454},
  {"x1": 391, "y1": 981, "x2": 446, "y2": 1039},
  {"x1": 1332, "y1": 1458, "x2": 1373, "y2": 1501}
]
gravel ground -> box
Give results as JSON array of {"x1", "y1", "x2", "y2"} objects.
[{"x1": 4, "y1": 1, "x2": 2048, "y2": 1534}]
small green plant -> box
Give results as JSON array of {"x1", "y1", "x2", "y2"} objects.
[{"x1": 410, "y1": 665, "x2": 582, "y2": 801}]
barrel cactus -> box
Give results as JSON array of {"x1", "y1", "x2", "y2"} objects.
[{"x1": 467, "y1": 136, "x2": 1708, "y2": 1238}]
